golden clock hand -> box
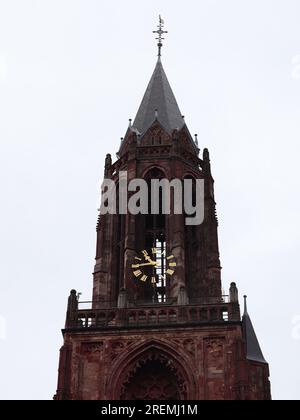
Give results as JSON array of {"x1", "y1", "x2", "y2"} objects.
[
  {"x1": 144, "y1": 256, "x2": 157, "y2": 265},
  {"x1": 133, "y1": 262, "x2": 157, "y2": 268},
  {"x1": 142, "y1": 262, "x2": 157, "y2": 267}
]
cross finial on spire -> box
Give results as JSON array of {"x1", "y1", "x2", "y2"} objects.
[{"x1": 153, "y1": 15, "x2": 168, "y2": 57}]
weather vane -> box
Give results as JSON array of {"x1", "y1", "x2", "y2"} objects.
[{"x1": 153, "y1": 15, "x2": 168, "y2": 57}]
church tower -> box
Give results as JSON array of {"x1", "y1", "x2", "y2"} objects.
[{"x1": 54, "y1": 18, "x2": 271, "y2": 401}]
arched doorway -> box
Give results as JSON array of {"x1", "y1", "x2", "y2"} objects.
[
  {"x1": 120, "y1": 357, "x2": 181, "y2": 400},
  {"x1": 107, "y1": 341, "x2": 197, "y2": 400}
]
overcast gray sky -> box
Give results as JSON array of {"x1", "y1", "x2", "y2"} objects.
[{"x1": 0, "y1": 0, "x2": 299, "y2": 400}]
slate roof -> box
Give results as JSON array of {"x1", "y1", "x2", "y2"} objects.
[
  {"x1": 242, "y1": 297, "x2": 267, "y2": 364},
  {"x1": 132, "y1": 57, "x2": 185, "y2": 135}
]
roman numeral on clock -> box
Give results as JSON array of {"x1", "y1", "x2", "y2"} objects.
[{"x1": 133, "y1": 270, "x2": 142, "y2": 277}]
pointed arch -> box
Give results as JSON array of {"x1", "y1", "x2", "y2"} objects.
[
  {"x1": 106, "y1": 338, "x2": 197, "y2": 400},
  {"x1": 141, "y1": 165, "x2": 168, "y2": 180}
]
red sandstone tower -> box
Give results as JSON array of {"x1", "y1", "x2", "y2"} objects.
[{"x1": 54, "y1": 19, "x2": 271, "y2": 401}]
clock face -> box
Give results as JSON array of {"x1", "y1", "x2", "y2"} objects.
[{"x1": 131, "y1": 248, "x2": 177, "y2": 285}]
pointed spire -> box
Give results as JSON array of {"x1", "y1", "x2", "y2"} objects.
[
  {"x1": 104, "y1": 153, "x2": 112, "y2": 176},
  {"x1": 242, "y1": 296, "x2": 267, "y2": 364},
  {"x1": 229, "y1": 282, "x2": 239, "y2": 303},
  {"x1": 132, "y1": 59, "x2": 184, "y2": 135},
  {"x1": 243, "y1": 295, "x2": 248, "y2": 315}
]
